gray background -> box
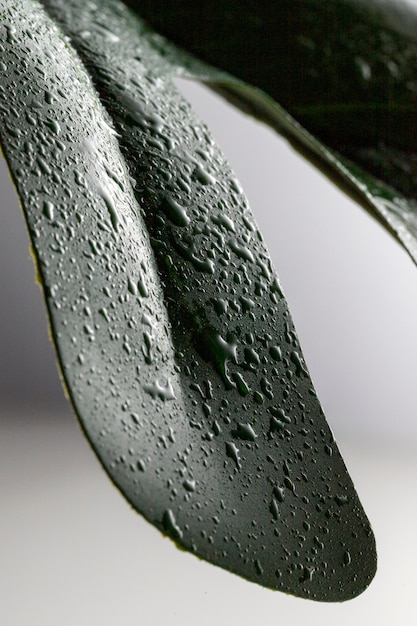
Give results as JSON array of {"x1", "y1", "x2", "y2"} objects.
[{"x1": 1, "y1": 79, "x2": 416, "y2": 624}]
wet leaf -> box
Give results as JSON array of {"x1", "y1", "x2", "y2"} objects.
[
  {"x1": 0, "y1": 0, "x2": 376, "y2": 601},
  {"x1": 127, "y1": 0, "x2": 417, "y2": 264}
]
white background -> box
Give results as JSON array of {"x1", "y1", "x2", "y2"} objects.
[{"x1": 1, "y1": 79, "x2": 416, "y2": 624}]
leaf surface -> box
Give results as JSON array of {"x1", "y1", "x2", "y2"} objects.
[
  {"x1": 0, "y1": 0, "x2": 376, "y2": 601},
  {"x1": 126, "y1": 0, "x2": 417, "y2": 264}
]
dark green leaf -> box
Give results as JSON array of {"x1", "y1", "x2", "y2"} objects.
[
  {"x1": 126, "y1": 0, "x2": 417, "y2": 264},
  {"x1": 0, "y1": 0, "x2": 376, "y2": 601}
]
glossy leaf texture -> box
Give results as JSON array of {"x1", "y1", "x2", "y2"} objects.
[
  {"x1": 126, "y1": 0, "x2": 417, "y2": 264},
  {"x1": 0, "y1": 0, "x2": 376, "y2": 601}
]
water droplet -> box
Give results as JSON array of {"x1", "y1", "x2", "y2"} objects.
[
  {"x1": 300, "y1": 566, "x2": 315, "y2": 582},
  {"x1": 284, "y1": 476, "x2": 296, "y2": 494},
  {"x1": 240, "y1": 296, "x2": 254, "y2": 312},
  {"x1": 228, "y1": 237, "x2": 254, "y2": 263},
  {"x1": 119, "y1": 92, "x2": 163, "y2": 132},
  {"x1": 271, "y1": 277, "x2": 284, "y2": 298},
  {"x1": 232, "y1": 423, "x2": 257, "y2": 441},
  {"x1": 212, "y1": 297, "x2": 228, "y2": 315},
  {"x1": 92, "y1": 23, "x2": 120, "y2": 43},
  {"x1": 174, "y1": 240, "x2": 215, "y2": 273},
  {"x1": 269, "y1": 345, "x2": 282, "y2": 361},
  {"x1": 43, "y1": 200, "x2": 54, "y2": 221},
  {"x1": 270, "y1": 406, "x2": 291, "y2": 430},
  {"x1": 197, "y1": 328, "x2": 238, "y2": 389},
  {"x1": 225, "y1": 441, "x2": 241, "y2": 468},
  {"x1": 244, "y1": 347, "x2": 260, "y2": 370},
  {"x1": 137, "y1": 266, "x2": 149, "y2": 298},
  {"x1": 290, "y1": 351, "x2": 308, "y2": 377},
  {"x1": 143, "y1": 378, "x2": 176, "y2": 401},
  {"x1": 142, "y1": 331, "x2": 153, "y2": 364},
  {"x1": 160, "y1": 195, "x2": 190, "y2": 226},
  {"x1": 232, "y1": 371, "x2": 251, "y2": 396},
  {"x1": 270, "y1": 499, "x2": 280, "y2": 520},
  {"x1": 128, "y1": 265, "x2": 149, "y2": 297},
  {"x1": 45, "y1": 118, "x2": 60, "y2": 134},
  {"x1": 355, "y1": 56, "x2": 372, "y2": 81},
  {"x1": 37, "y1": 156, "x2": 51, "y2": 176},
  {"x1": 97, "y1": 183, "x2": 120, "y2": 232},
  {"x1": 127, "y1": 277, "x2": 137, "y2": 295},
  {"x1": 163, "y1": 509, "x2": 183, "y2": 540},
  {"x1": 334, "y1": 495, "x2": 349, "y2": 506},
  {"x1": 325, "y1": 444, "x2": 333, "y2": 457},
  {"x1": 212, "y1": 213, "x2": 235, "y2": 232},
  {"x1": 193, "y1": 164, "x2": 216, "y2": 185}
]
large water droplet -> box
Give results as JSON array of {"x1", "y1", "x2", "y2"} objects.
[
  {"x1": 143, "y1": 378, "x2": 176, "y2": 401},
  {"x1": 160, "y1": 195, "x2": 190, "y2": 226},
  {"x1": 163, "y1": 509, "x2": 183, "y2": 539},
  {"x1": 225, "y1": 441, "x2": 241, "y2": 468},
  {"x1": 232, "y1": 423, "x2": 257, "y2": 441}
]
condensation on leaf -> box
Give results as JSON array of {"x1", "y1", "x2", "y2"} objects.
[{"x1": 0, "y1": 0, "x2": 376, "y2": 602}]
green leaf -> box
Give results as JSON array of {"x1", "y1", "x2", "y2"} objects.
[
  {"x1": 0, "y1": 0, "x2": 376, "y2": 601},
  {"x1": 125, "y1": 0, "x2": 417, "y2": 265}
]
